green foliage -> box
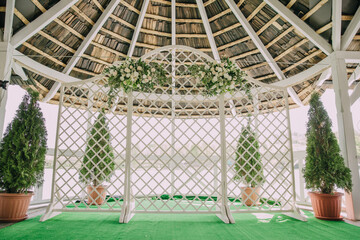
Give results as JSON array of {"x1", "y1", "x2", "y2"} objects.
[
  {"x1": 103, "y1": 58, "x2": 169, "y2": 104},
  {"x1": 80, "y1": 110, "x2": 115, "y2": 186},
  {"x1": 234, "y1": 123, "x2": 263, "y2": 187},
  {"x1": 188, "y1": 58, "x2": 249, "y2": 97},
  {"x1": 303, "y1": 93, "x2": 352, "y2": 194},
  {"x1": 0, "y1": 89, "x2": 47, "y2": 193}
]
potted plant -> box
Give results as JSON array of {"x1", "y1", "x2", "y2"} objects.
[
  {"x1": 79, "y1": 109, "x2": 115, "y2": 205},
  {"x1": 0, "y1": 90, "x2": 47, "y2": 222},
  {"x1": 303, "y1": 92, "x2": 352, "y2": 220},
  {"x1": 234, "y1": 122, "x2": 263, "y2": 206}
]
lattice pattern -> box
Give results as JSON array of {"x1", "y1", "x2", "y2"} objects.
[
  {"x1": 52, "y1": 78, "x2": 126, "y2": 211},
  {"x1": 43, "y1": 46, "x2": 297, "y2": 222}
]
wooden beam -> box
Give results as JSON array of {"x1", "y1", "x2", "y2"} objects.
[
  {"x1": 225, "y1": 0, "x2": 284, "y2": 80},
  {"x1": 350, "y1": 81, "x2": 360, "y2": 105},
  {"x1": 4, "y1": 0, "x2": 15, "y2": 42},
  {"x1": 196, "y1": 0, "x2": 220, "y2": 60},
  {"x1": 62, "y1": 0, "x2": 120, "y2": 74},
  {"x1": 13, "y1": 50, "x2": 78, "y2": 83},
  {"x1": 226, "y1": 0, "x2": 303, "y2": 106},
  {"x1": 11, "y1": 0, "x2": 78, "y2": 47},
  {"x1": 332, "y1": 0, "x2": 342, "y2": 51},
  {"x1": 348, "y1": 64, "x2": 360, "y2": 86},
  {"x1": 315, "y1": 67, "x2": 332, "y2": 86},
  {"x1": 341, "y1": 6, "x2": 360, "y2": 50},
  {"x1": 272, "y1": 57, "x2": 330, "y2": 87},
  {"x1": 128, "y1": 0, "x2": 150, "y2": 57},
  {"x1": 263, "y1": 0, "x2": 333, "y2": 55}
]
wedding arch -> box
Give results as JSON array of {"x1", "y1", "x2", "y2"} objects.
[{"x1": 41, "y1": 45, "x2": 305, "y2": 223}]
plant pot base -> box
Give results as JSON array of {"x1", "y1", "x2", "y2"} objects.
[
  {"x1": 315, "y1": 215, "x2": 343, "y2": 221},
  {"x1": 0, "y1": 215, "x2": 28, "y2": 223}
]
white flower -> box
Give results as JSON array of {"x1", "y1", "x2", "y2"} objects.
[
  {"x1": 220, "y1": 63, "x2": 225, "y2": 67},
  {"x1": 224, "y1": 73, "x2": 230, "y2": 80},
  {"x1": 109, "y1": 69, "x2": 116, "y2": 75},
  {"x1": 144, "y1": 78, "x2": 149, "y2": 83},
  {"x1": 213, "y1": 76, "x2": 218, "y2": 82},
  {"x1": 134, "y1": 72, "x2": 139, "y2": 78},
  {"x1": 137, "y1": 66, "x2": 142, "y2": 71},
  {"x1": 148, "y1": 76, "x2": 152, "y2": 80},
  {"x1": 120, "y1": 76, "x2": 124, "y2": 81},
  {"x1": 125, "y1": 68, "x2": 130, "y2": 73},
  {"x1": 205, "y1": 65, "x2": 210, "y2": 70},
  {"x1": 151, "y1": 68, "x2": 156, "y2": 72},
  {"x1": 126, "y1": 73, "x2": 130, "y2": 78},
  {"x1": 219, "y1": 82, "x2": 223, "y2": 86},
  {"x1": 143, "y1": 75, "x2": 147, "y2": 79},
  {"x1": 216, "y1": 67, "x2": 222, "y2": 72},
  {"x1": 230, "y1": 84, "x2": 235, "y2": 89},
  {"x1": 130, "y1": 65, "x2": 133, "y2": 69}
]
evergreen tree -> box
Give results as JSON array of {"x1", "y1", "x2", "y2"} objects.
[
  {"x1": 80, "y1": 110, "x2": 115, "y2": 186},
  {"x1": 0, "y1": 90, "x2": 47, "y2": 193},
  {"x1": 303, "y1": 93, "x2": 352, "y2": 194},
  {"x1": 234, "y1": 123, "x2": 263, "y2": 188}
]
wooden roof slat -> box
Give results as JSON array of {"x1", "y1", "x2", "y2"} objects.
[{"x1": 92, "y1": 0, "x2": 105, "y2": 12}]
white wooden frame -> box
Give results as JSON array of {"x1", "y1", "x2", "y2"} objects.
[{"x1": 41, "y1": 45, "x2": 305, "y2": 223}]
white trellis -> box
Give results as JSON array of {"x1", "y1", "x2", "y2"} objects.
[{"x1": 41, "y1": 45, "x2": 305, "y2": 223}]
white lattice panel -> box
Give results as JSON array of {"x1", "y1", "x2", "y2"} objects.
[{"x1": 42, "y1": 45, "x2": 302, "y2": 223}]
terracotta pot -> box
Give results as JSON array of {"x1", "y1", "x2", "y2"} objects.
[
  {"x1": 0, "y1": 192, "x2": 33, "y2": 222},
  {"x1": 86, "y1": 185, "x2": 107, "y2": 205},
  {"x1": 308, "y1": 192, "x2": 344, "y2": 220},
  {"x1": 241, "y1": 187, "x2": 260, "y2": 206}
]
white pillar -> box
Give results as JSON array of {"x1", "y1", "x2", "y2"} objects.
[
  {"x1": 0, "y1": 42, "x2": 14, "y2": 139},
  {"x1": 331, "y1": 53, "x2": 360, "y2": 220}
]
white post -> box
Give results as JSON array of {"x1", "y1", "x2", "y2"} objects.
[
  {"x1": 120, "y1": 92, "x2": 134, "y2": 223},
  {"x1": 218, "y1": 94, "x2": 234, "y2": 223},
  {"x1": 0, "y1": 43, "x2": 13, "y2": 139},
  {"x1": 331, "y1": 54, "x2": 360, "y2": 221},
  {"x1": 0, "y1": 0, "x2": 15, "y2": 139}
]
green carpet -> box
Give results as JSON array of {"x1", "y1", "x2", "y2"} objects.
[{"x1": 1, "y1": 211, "x2": 360, "y2": 240}]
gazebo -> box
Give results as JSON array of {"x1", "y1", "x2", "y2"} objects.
[{"x1": 0, "y1": 0, "x2": 360, "y2": 237}]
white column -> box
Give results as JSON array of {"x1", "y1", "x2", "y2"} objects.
[
  {"x1": 0, "y1": 42, "x2": 14, "y2": 139},
  {"x1": 331, "y1": 53, "x2": 360, "y2": 220}
]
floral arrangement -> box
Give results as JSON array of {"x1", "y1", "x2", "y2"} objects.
[
  {"x1": 189, "y1": 58, "x2": 249, "y2": 97},
  {"x1": 103, "y1": 58, "x2": 169, "y2": 103}
]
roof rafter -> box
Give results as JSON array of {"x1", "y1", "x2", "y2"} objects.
[
  {"x1": 4, "y1": 0, "x2": 15, "y2": 42},
  {"x1": 225, "y1": 0, "x2": 303, "y2": 106},
  {"x1": 128, "y1": 0, "x2": 150, "y2": 58},
  {"x1": 332, "y1": 0, "x2": 342, "y2": 51},
  {"x1": 348, "y1": 65, "x2": 360, "y2": 86},
  {"x1": 196, "y1": 0, "x2": 237, "y2": 117},
  {"x1": 11, "y1": 0, "x2": 78, "y2": 48},
  {"x1": 263, "y1": 0, "x2": 333, "y2": 55},
  {"x1": 341, "y1": 6, "x2": 360, "y2": 50},
  {"x1": 42, "y1": 0, "x2": 120, "y2": 103},
  {"x1": 350, "y1": 82, "x2": 360, "y2": 105},
  {"x1": 196, "y1": 0, "x2": 220, "y2": 61}
]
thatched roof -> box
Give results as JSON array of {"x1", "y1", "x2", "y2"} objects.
[{"x1": 2, "y1": 0, "x2": 360, "y2": 110}]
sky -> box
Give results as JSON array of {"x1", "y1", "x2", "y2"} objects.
[{"x1": 3, "y1": 85, "x2": 360, "y2": 149}]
